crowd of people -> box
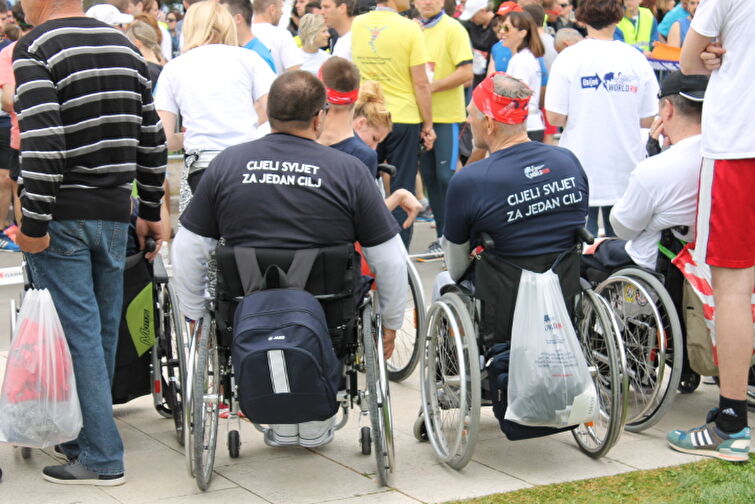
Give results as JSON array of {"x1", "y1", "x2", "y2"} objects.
[{"x1": 0, "y1": 0, "x2": 751, "y2": 489}]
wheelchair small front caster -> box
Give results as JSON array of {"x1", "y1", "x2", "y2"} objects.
[
  {"x1": 678, "y1": 372, "x2": 701, "y2": 394},
  {"x1": 360, "y1": 426, "x2": 371, "y2": 455},
  {"x1": 413, "y1": 413, "x2": 428, "y2": 442},
  {"x1": 228, "y1": 430, "x2": 240, "y2": 458}
]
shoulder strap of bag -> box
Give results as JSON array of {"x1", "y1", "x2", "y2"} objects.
[{"x1": 233, "y1": 247, "x2": 320, "y2": 294}]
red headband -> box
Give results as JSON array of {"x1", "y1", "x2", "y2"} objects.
[
  {"x1": 318, "y1": 67, "x2": 359, "y2": 105},
  {"x1": 472, "y1": 72, "x2": 531, "y2": 125}
]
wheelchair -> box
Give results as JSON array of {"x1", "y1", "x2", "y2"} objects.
[
  {"x1": 182, "y1": 243, "x2": 395, "y2": 490},
  {"x1": 368, "y1": 163, "x2": 426, "y2": 382},
  {"x1": 8, "y1": 240, "x2": 187, "y2": 457},
  {"x1": 583, "y1": 230, "x2": 686, "y2": 433},
  {"x1": 414, "y1": 231, "x2": 628, "y2": 469}
]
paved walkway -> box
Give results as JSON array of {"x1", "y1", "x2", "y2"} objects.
[{"x1": 0, "y1": 222, "x2": 752, "y2": 504}]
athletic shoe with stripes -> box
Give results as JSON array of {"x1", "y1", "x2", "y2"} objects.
[{"x1": 667, "y1": 409, "x2": 750, "y2": 462}]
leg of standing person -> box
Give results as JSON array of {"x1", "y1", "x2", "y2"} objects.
[
  {"x1": 382, "y1": 123, "x2": 421, "y2": 248},
  {"x1": 586, "y1": 206, "x2": 599, "y2": 237},
  {"x1": 26, "y1": 220, "x2": 128, "y2": 482},
  {"x1": 601, "y1": 205, "x2": 615, "y2": 237},
  {"x1": 667, "y1": 158, "x2": 752, "y2": 462},
  {"x1": 419, "y1": 122, "x2": 458, "y2": 243}
]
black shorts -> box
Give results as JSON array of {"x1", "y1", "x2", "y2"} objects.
[{"x1": 6, "y1": 148, "x2": 19, "y2": 181}]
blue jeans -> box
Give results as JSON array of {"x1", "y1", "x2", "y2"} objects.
[
  {"x1": 419, "y1": 123, "x2": 459, "y2": 239},
  {"x1": 25, "y1": 220, "x2": 127, "y2": 475},
  {"x1": 587, "y1": 206, "x2": 615, "y2": 238}
]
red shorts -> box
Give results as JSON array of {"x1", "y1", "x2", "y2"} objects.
[{"x1": 695, "y1": 158, "x2": 755, "y2": 268}]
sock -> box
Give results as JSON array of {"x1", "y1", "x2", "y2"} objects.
[{"x1": 715, "y1": 395, "x2": 748, "y2": 433}]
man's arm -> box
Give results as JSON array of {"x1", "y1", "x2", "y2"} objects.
[
  {"x1": 546, "y1": 111, "x2": 567, "y2": 127},
  {"x1": 171, "y1": 227, "x2": 217, "y2": 320},
  {"x1": 362, "y1": 234, "x2": 407, "y2": 358},
  {"x1": 410, "y1": 64, "x2": 436, "y2": 149},
  {"x1": 13, "y1": 44, "x2": 65, "y2": 240},
  {"x1": 0, "y1": 82, "x2": 12, "y2": 113},
  {"x1": 442, "y1": 237, "x2": 472, "y2": 282},
  {"x1": 430, "y1": 62, "x2": 473, "y2": 94},
  {"x1": 680, "y1": 28, "x2": 718, "y2": 75}
]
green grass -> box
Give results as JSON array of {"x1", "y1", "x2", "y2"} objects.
[{"x1": 450, "y1": 457, "x2": 754, "y2": 504}]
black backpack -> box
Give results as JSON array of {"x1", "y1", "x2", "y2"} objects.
[{"x1": 231, "y1": 248, "x2": 342, "y2": 424}]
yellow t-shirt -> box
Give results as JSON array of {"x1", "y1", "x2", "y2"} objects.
[
  {"x1": 351, "y1": 11, "x2": 428, "y2": 124},
  {"x1": 423, "y1": 15, "x2": 473, "y2": 123}
]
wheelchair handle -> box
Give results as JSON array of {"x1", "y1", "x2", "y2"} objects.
[
  {"x1": 576, "y1": 228, "x2": 595, "y2": 245},
  {"x1": 145, "y1": 237, "x2": 157, "y2": 253},
  {"x1": 377, "y1": 163, "x2": 397, "y2": 177},
  {"x1": 470, "y1": 232, "x2": 495, "y2": 260}
]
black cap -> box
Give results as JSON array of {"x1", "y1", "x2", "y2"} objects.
[{"x1": 658, "y1": 72, "x2": 709, "y2": 103}]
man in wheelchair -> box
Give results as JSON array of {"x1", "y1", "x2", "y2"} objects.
[
  {"x1": 437, "y1": 72, "x2": 588, "y2": 294},
  {"x1": 581, "y1": 72, "x2": 708, "y2": 276},
  {"x1": 172, "y1": 71, "x2": 407, "y2": 447}
]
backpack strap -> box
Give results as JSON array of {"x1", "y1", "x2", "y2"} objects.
[
  {"x1": 234, "y1": 247, "x2": 264, "y2": 295},
  {"x1": 285, "y1": 248, "x2": 319, "y2": 290},
  {"x1": 233, "y1": 247, "x2": 319, "y2": 294}
]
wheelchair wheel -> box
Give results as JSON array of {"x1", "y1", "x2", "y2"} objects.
[
  {"x1": 362, "y1": 303, "x2": 394, "y2": 486},
  {"x1": 387, "y1": 260, "x2": 425, "y2": 382},
  {"x1": 598, "y1": 269, "x2": 683, "y2": 432},
  {"x1": 185, "y1": 317, "x2": 220, "y2": 491},
  {"x1": 420, "y1": 292, "x2": 480, "y2": 470},
  {"x1": 572, "y1": 290, "x2": 627, "y2": 458}
]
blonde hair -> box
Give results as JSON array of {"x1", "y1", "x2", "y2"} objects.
[
  {"x1": 355, "y1": 81, "x2": 392, "y2": 131},
  {"x1": 182, "y1": 1, "x2": 238, "y2": 53},
  {"x1": 127, "y1": 20, "x2": 166, "y2": 64},
  {"x1": 298, "y1": 13, "x2": 326, "y2": 49}
]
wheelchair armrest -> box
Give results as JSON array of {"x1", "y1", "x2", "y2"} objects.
[
  {"x1": 440, "y1": 282, "x2": 475, "y2": 300},
  {"x1": 576, "y1": 228, "x2": 594, "y2": 245},
  {"x1": 153, "y1": 255, "x2": 169, "y2": 284},
  {"x1": 377, "y1": 163, "x2": 397, "y2": 177}
]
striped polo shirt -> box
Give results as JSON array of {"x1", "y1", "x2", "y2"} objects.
[{"x1": 13, "y1": 17, "x2": 167, "y2": 238}]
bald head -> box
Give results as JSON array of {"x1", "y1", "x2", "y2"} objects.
[
  {"x1": 554, "y1": 27, "x2": 583, "y2": 52},
  {"x1": 267, "y1": 70, "x2": 326, "y2": 131}
]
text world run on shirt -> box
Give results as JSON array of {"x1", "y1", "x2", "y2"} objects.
[
  {"x1": 242, "y1": 160, "x2": 322, "y2": 189},
  {"x1": 505, "y1": 175, "x2": 583, "y2": 224},
  {"x1": 580, "y1": 72, "x2": 639, "y2": 93}
]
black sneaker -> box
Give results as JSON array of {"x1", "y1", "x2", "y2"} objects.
[{"x1": 42, "y1": 460, "x2": 125, "y2": 486}]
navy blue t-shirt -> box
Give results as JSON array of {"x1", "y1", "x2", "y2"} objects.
[
  {"x1": 330, "y1": 135, "x2": 378, "y2": 178},
  {"x1": 444, "y1": 142, "x2": 589, "y2": 256},
  {"x1": 181, "y1": 133, "x2": 399, "y2": 248}
]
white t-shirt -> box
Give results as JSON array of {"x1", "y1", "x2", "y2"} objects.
[
  {"x1": 252, "y1": 21, "x2": 304, "y2": 74},
  {"x1": 154, "y1": 44, "x2": 275, "y2": 151},
  {"x1": 332, "y1": 30, "x2": 352, "y2": 60},
  {"x1": 300, "y1": 49, "x2": 331, "y2": 74},
  {"x1": 612, "y1": 135, "x2": 701, "y2": 269},
  {"x1": 545, "y1": 39, "x2": 658, "y2": 206},
  {"x1": 691, "y1": 0, "x2": 755, "y2": 159},
  {"x1": 506, "y1": 48, "x2": 544, "y2": 132},
  {"x1": 540, "y1": 32, "x2": 557, "y2": 73},
  {"x1": 159, "y1": 24, "x2": 172, "y2": 61}
]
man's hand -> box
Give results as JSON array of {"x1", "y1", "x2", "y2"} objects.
[
  {"x1": 382, "y1": 327, "x2": 396, "y2": 360},
  {"x1": 16, "y1": 231, "x2": 50, "y2": 254},
  {"x1": 135, "y1": 217, "x2": 164, "y2": 261},
  {"x1": 700, "y1": 42, "x2": 725, "y2": 72},
  {"x1": 385, "y1": 189, "x2": 423, "y2": 228},
  {"x1": 421, "y1": 124, "x2": 436, "y2": 151}
]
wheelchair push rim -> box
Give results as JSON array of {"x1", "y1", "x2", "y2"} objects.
[
  {"x1": 420, "y1": 293, "x2": 481, "y2": 470},
  {"x1": 597, "y1": 270, "x2": 682, "y2": 431},
  {"x1": 184, "y1": 316, "x2": 221, "y2": 490},
  {"x1": 571, "y1": 289, "x2": 627, "y2": 457},
  {"x1": 362, "y1": 303, "x2": 394, "y2": 485},
  {"x1": 387, "y1": 260, "x2": 426, "y2": 382}
]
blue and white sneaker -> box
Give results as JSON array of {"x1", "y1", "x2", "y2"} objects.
[
  {"x1": 0, "y1": 231, "x2": 20, "y2": 252},
  {"x1": 667, "y1": 409, "x2": 750, "y2": 462}
]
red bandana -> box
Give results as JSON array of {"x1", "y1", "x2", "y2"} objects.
[
  {"x1": 318, "y1": 67, "x2": 359, "y2": 105},
  {"x1": 472, "y1": 72, "x2": 531, "y2": 125}
]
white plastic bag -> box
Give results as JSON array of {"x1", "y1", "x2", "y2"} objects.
[
  {"x1": 504, "y1": 269, "x2": 598, "y2": 428},
  {"x1": 0, "y1": 289, "x2": 82, "y2": 448}
]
